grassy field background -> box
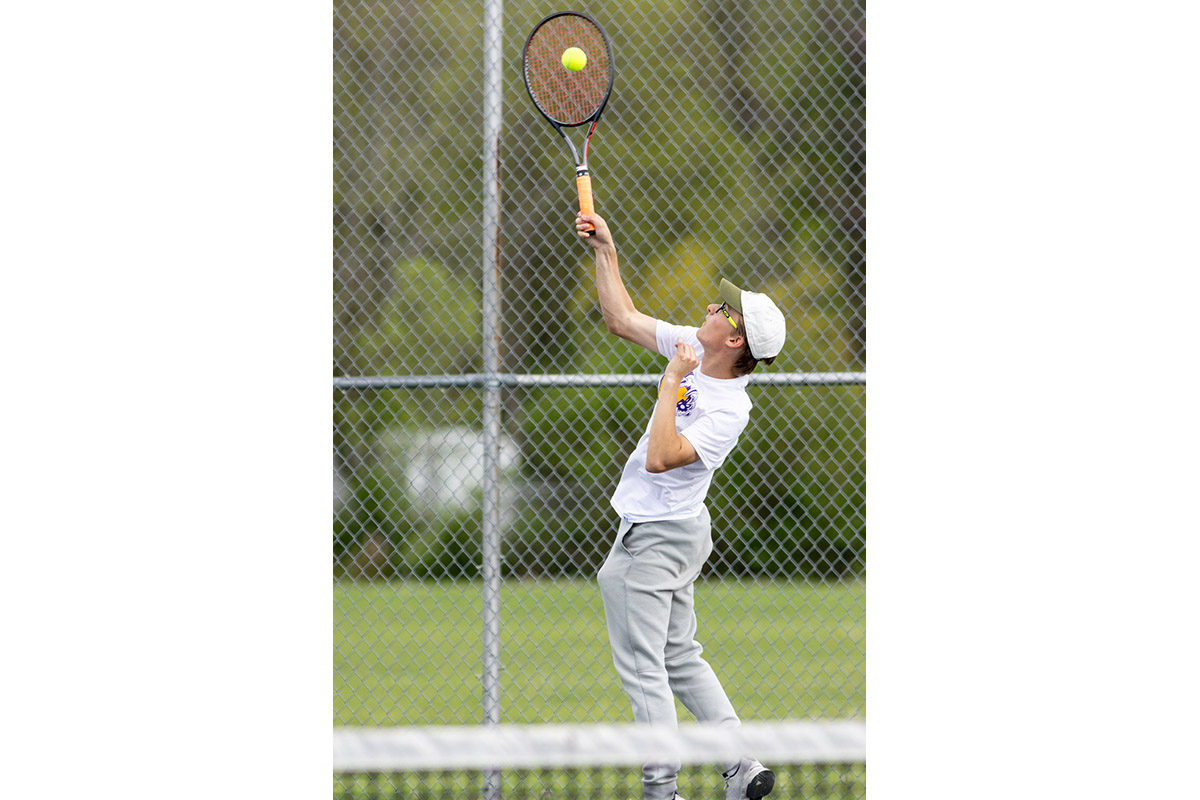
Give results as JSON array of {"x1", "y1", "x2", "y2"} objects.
[{"x1": 334, "y1": 578, "x2": 864, "y2": 725}]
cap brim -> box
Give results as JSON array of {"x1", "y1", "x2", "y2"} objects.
[{"x1": 719, "y1": 278, "x2": 743, "y2": 314}]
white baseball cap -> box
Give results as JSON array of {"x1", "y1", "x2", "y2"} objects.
[{"x1": 719, "y1": 278, "x2": 786, "y2": 360}]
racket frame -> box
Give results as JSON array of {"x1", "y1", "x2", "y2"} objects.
[{"x1": 521, "y1": 10, "x2": 615, "y2": 230}]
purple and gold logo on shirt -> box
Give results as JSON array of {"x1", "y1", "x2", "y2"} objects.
[{"x1": 658, "y1": 372, "x2": 697, "y2": 417}]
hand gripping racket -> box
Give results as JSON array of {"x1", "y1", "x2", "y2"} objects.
[{"x1": 522, "y1": 11, "x2": 614, "y2": 235}]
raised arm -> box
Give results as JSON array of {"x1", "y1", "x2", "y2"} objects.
[{"x1": 576, "y1": 212, "x2": 658, "y2": 351}]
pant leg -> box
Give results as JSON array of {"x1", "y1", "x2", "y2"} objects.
[
  {"x1": 665, "y1": 580, "x2": 740, "y2": 728},
  {"x1": 662, "y1": 509, "x2": 742, "y2": 774},
  {"x1": 597, "y1": 520, "x2": 678, "y2": 728},
  {"x1": 597, "y1": 511, "x2": 714, "y2": 800},
  {"x1": 665, "y1": 579, "x2": 743, "y2": 775},
  {"x1": 598, "y1": 520, "x2": 679, "y2": 799}
]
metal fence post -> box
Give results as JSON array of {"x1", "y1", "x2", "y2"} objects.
[{"x1": 480, "y1": 0, "x2": 504, "y2": 798}]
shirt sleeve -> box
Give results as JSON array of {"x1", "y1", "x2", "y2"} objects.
[
  {"x1": 654, "y1": 321, "x2": 703, "y2": 361},
  {"x1": 679, "y1": 408, "x2": 749, "y2": 470}
]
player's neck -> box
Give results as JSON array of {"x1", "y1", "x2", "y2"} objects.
[{"x1": 700, "y1": 357, "x2": 738, "y2": 381}]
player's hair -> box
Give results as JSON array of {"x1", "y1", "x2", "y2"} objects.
[{"x1": 730, "y1": 332, "x2": 774, "y2": 377}]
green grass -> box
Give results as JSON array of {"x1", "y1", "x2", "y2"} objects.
[
  {"x1": 335, "y1": 763, "x2": 865, "y2": 800},
  {"x1": 334, "y1": 578, "x2": 864, "y2": 726}
]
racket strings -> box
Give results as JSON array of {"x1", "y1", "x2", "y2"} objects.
[{"x1": 524, "y1": 15, "x2": 610, "y2": 127}]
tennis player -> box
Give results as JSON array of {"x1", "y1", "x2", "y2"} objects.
[{"x1": 576, "y1": 212, "x2": 785, "y2": 800}]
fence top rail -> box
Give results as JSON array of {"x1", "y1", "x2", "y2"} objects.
[
  {"x1": 333, "y1": 372, "x2": 866, "y2": 390},
  {"x1": 332, "y1": 720, "x2": 867, "y2": 771}
]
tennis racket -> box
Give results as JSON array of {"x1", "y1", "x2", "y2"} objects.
[{"x1": 521, "y1": 11, "x2": 614, "y2": 235}]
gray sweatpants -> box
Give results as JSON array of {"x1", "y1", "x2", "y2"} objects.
[{"x1": 597, "y1": 506, "x2": 741, "y2": 800}]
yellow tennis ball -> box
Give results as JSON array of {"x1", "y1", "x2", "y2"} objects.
[{"x1": 561, "y1": 47, "x2": 587, "y2": 71}]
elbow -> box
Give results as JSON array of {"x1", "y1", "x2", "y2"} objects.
[
  {"x1": 644, "y1": 456, "x2": 667, "y2": 474},
  {"x1": 602, "y1": 307, "x2": 636, "y2": 338},
  {"x1": 603, "y1": 311, "x2": 629, "y2": 338}
]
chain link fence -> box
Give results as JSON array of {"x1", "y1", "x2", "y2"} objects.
[{"x1": 334, "y1": 0, "x2": 865, "y2": 745}]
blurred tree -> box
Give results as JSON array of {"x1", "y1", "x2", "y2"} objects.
[{"x1": 333, "y1": 0, "x2": 867, "y2": 579}]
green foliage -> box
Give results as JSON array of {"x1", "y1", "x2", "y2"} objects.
[
  {"x1": 502, "y1": 386, "x2": 651, "y2": 577},
  {"x1": 333, "y1": 467, "x2": 411, "y2": 580},
  {"x1": 709, "y1": 386, "x2": 867, "y2": 579},
  {"x1": 353, "y1": 257, "x2": 482, "y2": 374},
  {"x1": 333, "y1": 465, "x2": 484, "y2": 581},
  {"x1": 333, "y1": 0, "x2": 866, "y2": 580}
]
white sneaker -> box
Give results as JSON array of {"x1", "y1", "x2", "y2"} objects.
[{"x1": 723, "y1": 758, "x2": 774, "y2": 800}]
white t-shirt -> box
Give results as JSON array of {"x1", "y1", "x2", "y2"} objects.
[{"x1": 610, "y1": 321, "x2": 752, "y2": 523}]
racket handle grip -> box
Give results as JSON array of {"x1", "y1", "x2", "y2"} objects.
[{"x1": 576, "y1": 166, "x2": 595, "y2": 234}]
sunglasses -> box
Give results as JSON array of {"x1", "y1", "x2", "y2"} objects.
[{"x1": 717, "y1": 301, "x2": 739, "y2": 329}]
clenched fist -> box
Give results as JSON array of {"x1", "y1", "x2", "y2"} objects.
[
  {"x1": 576, "y1": 212, "x2": 613, "y2": 248},
  {"x1": 665, "y1": 337, "x2": 699, "y2": 382}
]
